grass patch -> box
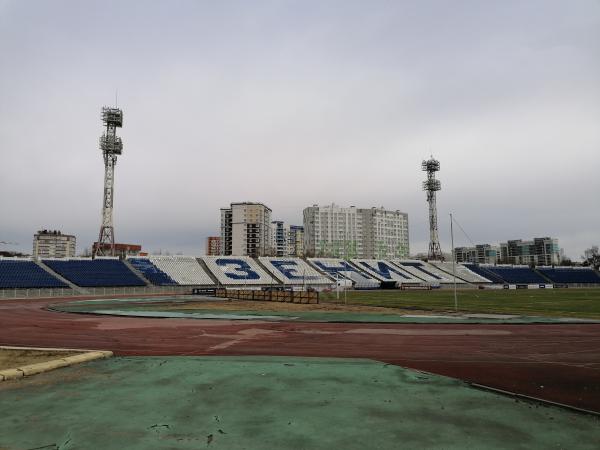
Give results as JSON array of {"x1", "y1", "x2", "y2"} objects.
[{"x1": 319, "y1": 288, "x2": 600, "y2": 319}]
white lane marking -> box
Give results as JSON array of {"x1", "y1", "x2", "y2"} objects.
[{"x1": 344, "y1": 329, "x2": 511, "y2": 336}]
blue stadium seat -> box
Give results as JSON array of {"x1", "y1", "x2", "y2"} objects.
[
  {"x1": 0, "y1": 259, "x2": 67, "y2": 288},
  {"x1": 462, "y1": 264, "x2": 507, "y2": 284},
  {"x1": 483, "y1": 266, "x2": 547, "y2": 284},
  {"x1": 128, "y1": 258, "x2": 176, "y2": 285},
  {"x1": 537, "y1": 267, "x2": 600, "y2": 284},
  {"x1": 44, "y1": 258, "x2": 145, "y2": 287}
]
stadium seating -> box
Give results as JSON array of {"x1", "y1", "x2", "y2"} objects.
[
  {"x1": 148, "y1": 256, "x2": 214, "y2": 285},
  {"x1": 462, "y1": 264, "x2": 506, "y2": 284},
  {"x1": 201, "y1": 256, "x2": 276, "y2": 285},
  {"x1": 0, "y1": 258, "x2": 67, "y2": 289},
  {"x1": 479, "y1": 265, "x2": 547, "y2": 284},
  {"x1": 390, "y1": 260, "x2": 459, "y2": 283},
  {"x1": 307, "y1": 258, "x2": 380, "y2": 289},
  {"x1": 428, "y1": 261, "x2": 492, "y2": 283},
  {"x1": 127, "y1": 258, "x2": 176, "y2": 285},
  {"x1": 351, "y1": 259, "x2": 423, "y2": 284},
  {"x1": 44, "y1": 258, "x2": 145, "y2": 287},
  {"x1": 537, "y1": 267, "x2": 600, "y2": 284},
  {"x1": 258, "y1": 257, "x2": 332, "y2": 285}
]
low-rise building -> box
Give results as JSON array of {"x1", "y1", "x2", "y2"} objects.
[
  {"x1": 500, "y1": 237, "x2": 559, "y2": 266},
  {"x1": 206, "y1": 236, "x2": 221, "y2": 256},
  {"x1": 455, "y1": 244, "x2": 499, "y2": 264},
  {"x1": 33, "y1": 230, "x2": 76, "y2": 258},
  {"x1": 92, "y1": 242, "x2": 142, "y2": 259}
]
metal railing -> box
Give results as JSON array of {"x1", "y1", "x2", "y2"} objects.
[{"x1": 0, "y1": 285, "x2": 197, "y2": 299}]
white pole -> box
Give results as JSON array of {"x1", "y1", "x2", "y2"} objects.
[
  {"x1": 336, "y1": 272, "x2": 340, "y2": 301},
  {"x1": 450, "y1": 213, "x2": 457, "y2": 311}
]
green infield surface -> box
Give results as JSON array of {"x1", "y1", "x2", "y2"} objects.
[
  {"x1": 319, "y1": 288, "x2": 600, "y2": 319},
  {"x1": 0, "y1": 357, "x2": 598, "y2": 449}
]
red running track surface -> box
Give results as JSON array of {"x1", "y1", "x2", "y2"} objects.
[{"x1": 1, "y1": 297, "x2": 599, "y2": 412}]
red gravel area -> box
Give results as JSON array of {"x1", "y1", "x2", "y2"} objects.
[{"x1": 1, "y1": 296, "x2": 599, "y2": 412}]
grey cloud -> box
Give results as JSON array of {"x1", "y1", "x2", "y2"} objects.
[{"x1": 0, "y1": 0, "x2": 598, "y2": 258}]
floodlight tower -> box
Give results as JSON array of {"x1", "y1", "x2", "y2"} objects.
[
  {"x1": 93, "y1": 107, "x2": 123, "y2": 258},
  {"x1": 422, "y1": 157, "x2": 444, "y2": 261}
]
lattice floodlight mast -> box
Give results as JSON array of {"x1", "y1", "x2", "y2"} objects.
[
  {"x1": 422, "y1": 157, "x2": 444, "y2": 261},
  {"x1": 93, "y1": 107, "x2": 123, "y2": 258}
]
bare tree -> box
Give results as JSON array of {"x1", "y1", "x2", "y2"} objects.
[{"x1": 582, "y1": 246, "x2": 600, "y2": 270}]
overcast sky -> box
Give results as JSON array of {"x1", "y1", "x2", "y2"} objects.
[{"x1": 0, "y1": 0, "x2": 598, "y2": 258}]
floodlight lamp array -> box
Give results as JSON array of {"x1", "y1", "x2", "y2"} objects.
[
  {"x1": 422, "y1": 179, "x2": 441, "y2": 192},
  {"x1": 99, "y1": 134, "x2": 123, "y2": 155},
  {"x1": 421, "y1": 159, "x2": 440, "y2": 172},
  {"x1": 101, "y1": 107, "x2": 123, "y2": 128}
]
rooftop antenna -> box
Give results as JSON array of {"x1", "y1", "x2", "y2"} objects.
[
  {"x1": 93, "y1": 105, "x2": 124, "y2": 258},
  {"x1": 422, "y1": 156, "x2": 444, "y2": 261}
]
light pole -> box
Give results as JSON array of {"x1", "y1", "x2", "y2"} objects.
[{"x1": 450, "y1": 213, "x2": 458, "y2": 311}]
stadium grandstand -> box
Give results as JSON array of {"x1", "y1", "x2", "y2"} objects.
[
  {"x1": 428, "y1": 261, "x2": 492, "y2": 284},
  {"x1": 478, "y1": 265, "x2": 548, "y2": 284},
  {"x1": 127, "y1": 258, "x2": 177, "y2": 286},
  {"x1": 0, "y1": 258, "x2": 67, "y2": 289},
  {"x1": 144, "y1": 256, "x2": 213, "y2": 285},
  {"x1": 201, "y1": 256, "x2": 275, "y2": 286},
  {"x1": 2, "y1": 256, "x2": 600, "y2": 292},
  {"x1": 462, "y1": 264, "x2": 507, "y2": 284},
  {"x1": 307, "y1": 258, "x2": 380, "y2": 289},
  {"x1": 537, "y1": 266, "x2": 600, "y2": 285},
  {"x1": 351, "y1": 259, "x2": 424, "y2": 286},
  {"x1": 43, "y1": 257, "x2": 145, "y2": 287},
  {"x1": 390, "y1": 260, "x2": 460, "y2": 284},
  {"x1": 257, "y1": 257, "x2": 333, "y2": 286}
]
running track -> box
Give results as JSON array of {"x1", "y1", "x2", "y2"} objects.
[{"x1": 1, "y1": 297, "x2": 599, "y2": 413}]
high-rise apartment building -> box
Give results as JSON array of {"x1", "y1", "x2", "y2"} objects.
[
  {"x1": 220, "y1": 202, "x2": 272, "y2": 257},
  {"x1": 288, "y1": 225, "x2": 304, "y2": 257},
  {"x1": 33, "y1": 230, "x2": 76, "y2": 258},
  {"x1": 360, "y1": 207, "x2": 409, "y2": 259},
  {"x1": 303, "y1": 204, "x2": 409, "y2": 258},
  {"x1": 271, "y1": 222, "x2": 305, "y2": 257},
  {"x1": 271, "y1": 221, "x2": 288, "y2": 256}
]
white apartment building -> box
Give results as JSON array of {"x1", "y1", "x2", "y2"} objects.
[
  {"x1": 303, "y1": 204, "x2": 409, "y2": 258},
  {"x1": 33, "y1": 230, "x2": 76, "y2": 258},
  {"x1": 220, "y1": 202, "x2": 272, "y2": 257},
  {"x1": 361, "y1": 207, "x2": 409, "y2": 259},
  {"x1": 271, "y1": 221, "x2": 288, "y2": 257}
]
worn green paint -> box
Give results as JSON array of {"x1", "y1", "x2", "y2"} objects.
[
  {"x1": 53, "y1": 299, "x2": 599, "y2": 323},
  {"x1": 0, "y1": 357, "x2": 598, "y2": 449}
]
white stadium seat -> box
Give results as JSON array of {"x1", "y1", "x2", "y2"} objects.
[
  {"x1": 352, "y1": 259, "x2": 423, "y2": 284},
  {"x1": 201, "y1": 256, "x2": 276, "y2": 285},
  {"x1": 390, "y1": 259, "x2": 462, "y2": 284},
  {"x1": 258, "y1": 257, "x2": 333, "y2": 285},
  {"x1": 148, "y1": 256, "x2": 215, "y2": 285},
  {"x1": 428, "y1": 261, "x2": 492, "y2": 283},
  {"x1": 307, "y1": 258, "x2": 380, "y2": 289}
]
